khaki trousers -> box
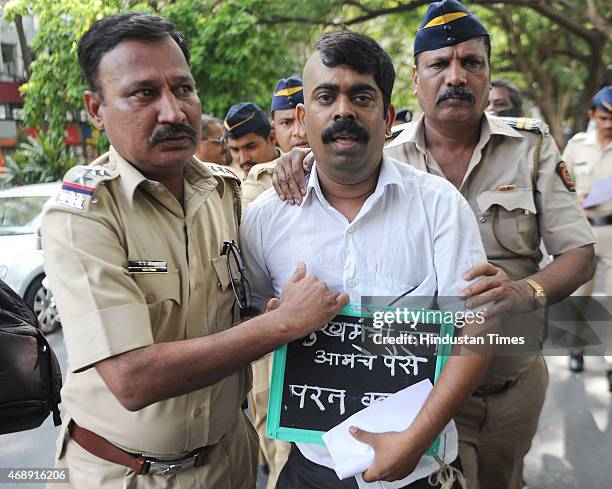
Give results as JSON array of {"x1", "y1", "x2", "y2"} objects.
[
  {"x1": 47, "y1": 411, "x2": 258, "y2": 489},
  {"x1": 248, "y1": 353, "x2": 290, "y2": 489},
  {"x1": 455, "y1": 355, "x2": 548, "y2": 489}
]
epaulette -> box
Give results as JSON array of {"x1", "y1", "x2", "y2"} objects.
[
  {"x1": 201, "y1": 162, "x2": 243, "y2": 225},
  {"x1": 246, "y1": 161, "x2": 276, "y2": 182},
  {"x1": 56, "y1": 161, "x2": 118, "y2": 211},
  {"x1": 569, "y1": 131, "x2": 587, "y2": 142},
  {"x1": 499, "y1": 117, "x2": 549, "y2": 136},
  {"x1": 201, "y1": 162, "x2": 242, "y2": 186}
]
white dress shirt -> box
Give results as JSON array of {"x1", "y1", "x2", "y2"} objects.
[{"x1": 240, "y1": 156, "x2": 488, "y2": 487}]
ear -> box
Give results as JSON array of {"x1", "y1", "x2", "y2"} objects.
[
  {"x1": 296, "y1": 103, "x2": 306, "y2": 131},
  {"x1": 411, "y1": 66, "x2": 418, "y2": 97},
  {"x1": 588, "y1": 109, "x2": 594, "y2": 121},
  {"x1": 83, "y1": 90, "x2": 105, "y2": 130},
  {"x1": 268, "y1": 129, "x2": 277, "y2": 147},
  {"x1": 385, "y1": 104, "x2": 396, "y2": 137}
]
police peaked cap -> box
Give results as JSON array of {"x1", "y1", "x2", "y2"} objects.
[
  {"x1": 224, "y1": 102, "x2": 271, "y2": 139},
  {"x1": 592, "y1": 86, "x2": 612, "y2": 113},
  {"x1": 271, "y1": 76, "x2": 304, "y2": 112},
  {"x1": 414, "y1": 0, "x2": 489, "y2": 56}
]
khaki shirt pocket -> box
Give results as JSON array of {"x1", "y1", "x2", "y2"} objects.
[
  {"x1": 210, "y1": 255, "x2": 239, "y2": 331},
  {"x1": 476, "y1": 189, "x2": 539, "y2": 257},
  {"x1": 131, "y1": 269, "x2": 181, "y2": 336}
]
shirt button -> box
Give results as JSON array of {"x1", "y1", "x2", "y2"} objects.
[
  {"x1": 193, "y1": 408, "x2": 202, "y2": 418},
  {"x1": 347, "y1": 228, "x2": 353, "y2": 234},
  {"x1": 145, "y1": 293, "x2": 156, "y2": 304},
  {"x1": 347, "y1": 279, "x2": 357, "y2": 288},
  {"x1": 479, "y1": 216, "x2": 487, "y2": 223},
  {"x1": 524, "y1": 210, "x2": 530, "y2": 215}
]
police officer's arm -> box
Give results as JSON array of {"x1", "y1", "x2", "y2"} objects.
[
  {"x1": 460, "y1": 133, "x2": 596, "y2": 317},
  {"x1": 96, "y1": 263, "x2": 348, "y2": 411},
  {"x1": 42, "y1": 206, "x2": 348, "y2": 412}
]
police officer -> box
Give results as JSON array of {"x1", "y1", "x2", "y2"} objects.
[
  {"x1": 564, "y1": 86, "x2": 612, "y2": 387},
  {"x1": 41, "y1": 13, "x2": 348, "y2": 489},
  {"x1": 271, "y1": 2, "x2": 595, "y2": 488},
  {"x1": 195, "y1": 114, "x2": 231, "y2": 165},
  {"x1": 224, "y1": 102, "x2": 280, "y2": 179},
  {"x1": 242, "y1": 77, "x2": 308, "y2": 212},
  {"x1": 487, "y1": 79, "x2": 523, "y2": 117},
  {"x1": 243, "y1": 76, "x2": 308, "y2": 489}
]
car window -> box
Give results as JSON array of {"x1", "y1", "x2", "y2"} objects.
[{"x1": 0, "y1": 196, "x2": 48, "y2": 235}]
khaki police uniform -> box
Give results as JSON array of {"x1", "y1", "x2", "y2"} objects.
[
  {"x1": 241, "y1": 159, "x2": 291, "y2": 489},
  {"x1": 242, "y1": 161, "x2": 276, "y2": 210},
  {"x1": 563, "y1": 131, "x2": 612, "y2": 367},
  {"x1": 385, "y1": 113, "x2": 594, "y2": 489},
  {"x1": 42, "y1": 147, "x2": 258, "y2": 489},
  {"x1": 230, "y1": 160, "x2": 247, "y2": 181}
]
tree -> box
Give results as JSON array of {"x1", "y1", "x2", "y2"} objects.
[
  {"x1": 254, "y1": 0, "x2": 611, "y2": 140},
  {"x1": 2, "y1": 0, "x2": 318, "y2": 168}
]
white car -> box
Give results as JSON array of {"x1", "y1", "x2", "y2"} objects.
[{"x1": 0, "y1": 182, "x2": 61, "y2": 333}]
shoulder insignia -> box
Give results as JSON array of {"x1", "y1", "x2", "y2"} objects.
[
  {"x1": 247, "y1": 161, "x2": 276, "y2": 182},
  {"x1": 56, "y1": 163, "x2": 118, "y2": 211},
  {"x1": 555, "y1": 161, "x2": 576, "y2": 192},
  {"x1": 499, "y1": 117, "x2": 549, "y2": 136},
  {"x1": 201, "y1": 162, "x2": 242, "y2": 186}
]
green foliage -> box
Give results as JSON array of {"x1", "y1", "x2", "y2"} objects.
[
  {"x1": 164, "y1": 0, "x2": 316, "y2": 117},
  {"x1": 3, "y1": 0, "x2": 609, "y2": 160},
  {"x1": 0, "y1": 134, "x2": 75, "y2": 188}
]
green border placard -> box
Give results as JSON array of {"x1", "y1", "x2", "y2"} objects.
[{"x1": 266, "y1": 303, "x2": 455, "y2": 456}]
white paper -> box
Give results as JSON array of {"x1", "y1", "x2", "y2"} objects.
[
  {"x1": 582, "y1": 178, "x2": 612, "y2": 208},
  {"x1": 321, "y1": 379, "x2": 454, "y2": 480}
]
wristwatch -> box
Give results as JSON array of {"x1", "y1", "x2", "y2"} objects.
[{"x1": 524, "y1": 278, "x2": 547, "y2": 307}]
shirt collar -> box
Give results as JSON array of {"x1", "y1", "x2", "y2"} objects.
[
  {"x1": 484, "y1": 112, "x2": 525, "y2": 139},
  {"x1": 110, "y1": 146, "x2": 217, "y2": 208},
  {"x1": 386, "y1": 111, "x2": 524, "y2": 152},
  {"x1": 302, "y1": 154, "x2": 404, "y2": 208}
]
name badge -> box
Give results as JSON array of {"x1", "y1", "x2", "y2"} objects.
[{"x1": 128, "y1": 260, "x2": 168, "y2": 273}]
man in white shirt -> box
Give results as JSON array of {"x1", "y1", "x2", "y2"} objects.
[{"x1": 241, "y1": 30, "x2": 494, "y2": 488}]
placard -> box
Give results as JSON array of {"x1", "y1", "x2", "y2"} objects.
[{"x1": 266, "y1": 303, "x2": 454, "y2": 455}]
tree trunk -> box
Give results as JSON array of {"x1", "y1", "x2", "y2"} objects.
[{"x1": 14, "y1": 15, "x2": 31, "y2": 80}]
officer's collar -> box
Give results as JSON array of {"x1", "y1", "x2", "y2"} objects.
[
  {"x1": 484, "y1": 112, "x2": 525, "y2": 139},
  {"x1": 111, "y1": 147, "x2": 216, "y2": 208}
]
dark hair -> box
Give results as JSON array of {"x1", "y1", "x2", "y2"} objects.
[
  {"x1": 314, "y1": 30, "x2": 395, "y2": 117},
  {"x1": 78, "y1": 13, "x2": 190, "y2": 95},
  {"x1": 227, "y1": 124, "x2": 272, "y2": 141},
  {"x1": 414, "y1": 35, "x2": 491, "y2": 68},
  {"x1": 200, "y1": 114, "x2": 222, "y2": 138},
  {"x1": 491, "y1": 79, "x2": 522, "y2": 112}
]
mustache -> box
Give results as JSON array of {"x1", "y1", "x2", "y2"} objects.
[
  {"x1": 149, "y1": 124, "x2": 197, "y2": 145},
  {"x1": 436, "y1": 86, "x2": 476, "y2": 105},
  {"x1": 321, "y1": 118, "x2": 370, "y2": 145}
]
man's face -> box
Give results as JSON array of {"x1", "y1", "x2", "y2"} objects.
[
  {"x1": 589, "y1": 107, "x2": 612, "y2": 141},
  {"x1": 227, "y1": 132, "x2": 278, "y2": 173},
  {"x1": 413, "y1": 38, "x2": 490, "y2": 126},
  {"x1": 300, "y1": 53, "x2": 393, "y2": 184},
  {"x1": 196, "y1": 122, "x2": 230, "y2": 164},
  {"x1": 84, "y1": 37, "x2": 201, "y2": 180},
  {"x1": 273, "y1": 108, "x2": 309, "y2": 152},
  {"x1": 487, "y1": 86, "x2": 513, "y2": 115}
]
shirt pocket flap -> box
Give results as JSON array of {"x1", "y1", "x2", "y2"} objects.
[
  {"x1": 211, "y1": 255, "x2": 232, "y2": 290},
  {"x1": 132, "y1": 269, "x2": 181, "y2": 305},
  {"x1": 476, "y1": 189, "x2": 537, "y2": 214}
]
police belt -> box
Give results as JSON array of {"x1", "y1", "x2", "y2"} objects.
[
  {"x1": 588, "y1": 215, "x2": 612, "y2": 226},
  {"x1": 69, "y1": 421, "x2": 208, "y2": 475}
]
